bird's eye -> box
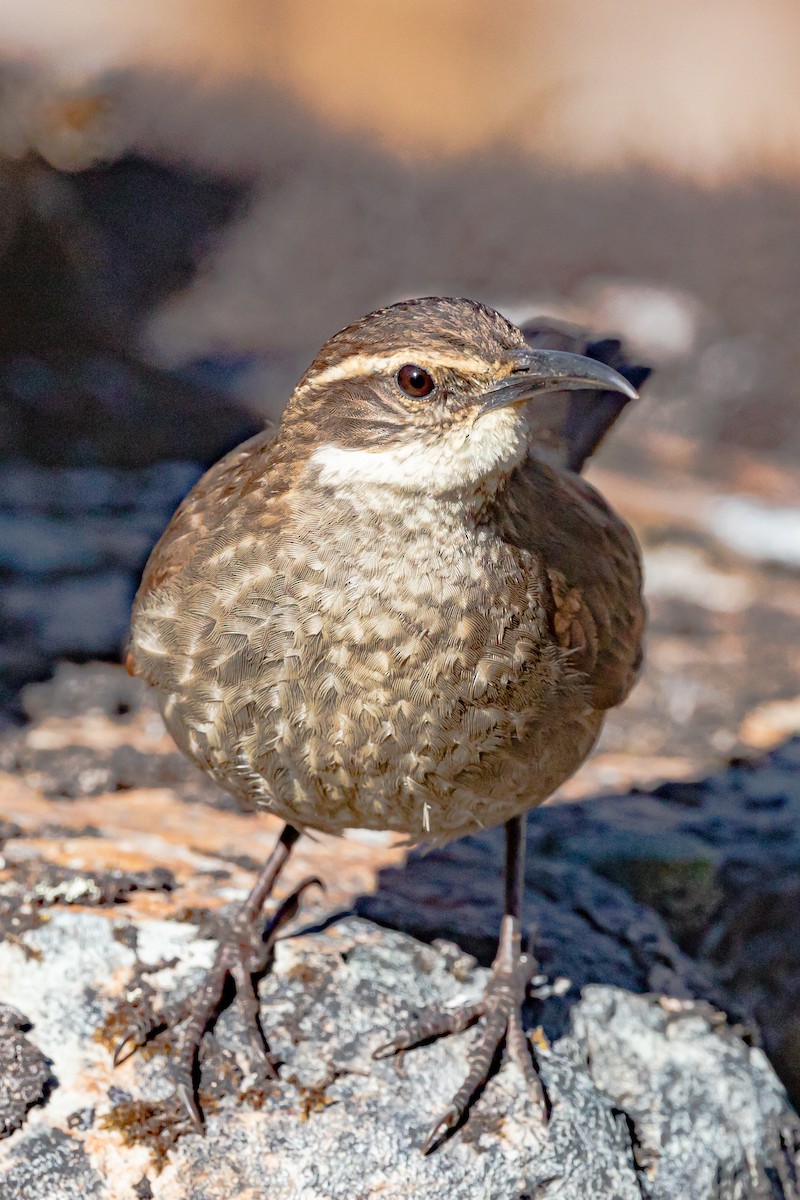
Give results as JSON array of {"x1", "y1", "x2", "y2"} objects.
[{"x1": 396, "y1": 363, "x2": 435, "y2": 398}]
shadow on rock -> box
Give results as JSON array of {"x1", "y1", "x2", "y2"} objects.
[{"x1": 357, "y1": 737, "x2": 800, "y2": 1095}]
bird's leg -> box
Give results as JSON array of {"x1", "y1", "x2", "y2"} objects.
[
  {"x1": 373, "y1": 815, "x2": 545, "y2": 1153},
  {"x1": 113, "y1": 822, "x2": 317, "y2": 1131}
]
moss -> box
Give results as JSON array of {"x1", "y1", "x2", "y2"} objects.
[
  {"x1": 285, "y1": 959, "x2": 323, "y2": 986},
  {"x1": 100, "y1": 1096, "x2": 206, "y2": 1173},
  {"x1": 284, "y1": 1072, "x2": 338, "y2": 1122},
  {"x1": 598, "y1": 853, "x2": 723, "y2": 951},
  {"x1": 93, "y1": 999, "x2": 174, "y2": 1062}
]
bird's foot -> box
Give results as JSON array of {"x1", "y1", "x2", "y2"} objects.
[
  {"x1": 113, "y1": 876, "x2": 321, "y2": 1133},
  {"x1": 374, "y1": 948, "x2": 546, "y2": 1153}
]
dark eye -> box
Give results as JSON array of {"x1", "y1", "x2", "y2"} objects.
[{"x1": 396, "y1": 363, "x2": 434, "y2": 398}]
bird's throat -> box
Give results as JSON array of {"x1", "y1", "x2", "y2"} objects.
[{"x1": 306, "y1": 405, "x2": 529, "y2": 506}]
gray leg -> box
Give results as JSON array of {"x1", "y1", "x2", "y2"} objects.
[
  {"x1": 374, "y1": 815, "x2": 545, "y2": 1153},
  {"x1": 113, "y1": 823, "x2": 318, "y2": 1132}
]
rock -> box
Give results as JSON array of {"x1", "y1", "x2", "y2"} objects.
[
  {"x1": 0, "y1": 1003, "x2": 53, "y2": 1139},
  {"x1": 358, "y1": 738, "x2": 800, "y2": 1101},
  {"x1": 0, "y1": 462, "x2": 202, "y2": 518},
  {"x1": 358, "y1": 838, "x2": 718, "y2": 1030},
  {"x1": 2, "y1": 663, "x2": 800, "y2": 1192},
  {"x1": 570, "y1": 990, "x2": 799, "y2": 1199},
  {"x1": 8, "y1": 862, "x2": 175, "y2": 908},
  {"x1": 739, "y1": 697, "x2": 800, "y2": 751},
  {"x1": 0, "y1": 737, "x2": 193, "y2": 799},
  {"x1": 707, "y1": 495, "x2": 800, "y2": 570},
  {"x1": 4, "y1": 661, "x2": 800, "y2": 1114},
  {"x1": 2, "y1": 571, "x2": 135, "y2": 656},
  {"x1": 0, "y1": 461, "x2": 205, "y2": 718},
  {"x1": 1, "y1": 1127, "x2": 105, "y2": 1200},
  {"x1": 19, "y1": 660, "x2": 151, "y2": 723},
  {"x1": 0, "y1": 512, "x2": 154, "y2": 574},
  {"x1": 0, "y1": 912, "x2": 796, "y2": 1199},
  {"x1": 0, "y1": 663, "x2": 799, "y2": 1192}
]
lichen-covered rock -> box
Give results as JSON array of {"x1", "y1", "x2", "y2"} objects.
[
  {"x1": 0, "y1": 911, "x2": 797, "y2": 1199},
  {"x1": 2, "y1": 665, "x2": 800, "y2": 1194},
  {"x1": 1, "y1": 1128, "x2": 104, "y2": 1199},
  {"x1": 0, "y1": 1004, "x2": 53, "y2": 1139},
  {"x1": 358, "y1": 739, "x2": 800, "y2": 1100}
]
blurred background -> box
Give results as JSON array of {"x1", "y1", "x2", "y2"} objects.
[
  {"x1": 1, "y1": 0, "x2": 800, "y2": 1105},
  {"x1": 1, "y1": 0, "x2": 800, "y2": 767}
]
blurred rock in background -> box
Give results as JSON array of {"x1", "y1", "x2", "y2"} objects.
[
  {"x1": 0, "y1": 0, "x2": 798, "y2": 860},
  {"x1": 0, "y1": 10, "x2": 799, "y2": 771}
]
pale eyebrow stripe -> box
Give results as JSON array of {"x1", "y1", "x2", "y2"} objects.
[{"x1": 294, "y1": 349, "x2": 497, "y2": 396}]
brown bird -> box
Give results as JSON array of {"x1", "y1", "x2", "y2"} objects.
[{"x1": 119, "y1": 297, "x2": 647, "y2": 1151}]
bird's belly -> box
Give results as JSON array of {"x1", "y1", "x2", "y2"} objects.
[
  {"x1": 160, "y1": 639, "x2": 601, "y2": 843},
  {"x1": 141, "y1": 510, "x2": 599, "y2": 841}
]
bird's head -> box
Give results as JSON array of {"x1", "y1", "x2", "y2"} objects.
[{"x1": 283, "y1": 297, "x2": 637, "y2": 498}]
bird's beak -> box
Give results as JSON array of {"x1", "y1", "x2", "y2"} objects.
[{"x1": 480, "y1": 348, "x2": 639, "y2": 414}]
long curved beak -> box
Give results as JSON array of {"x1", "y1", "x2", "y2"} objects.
[{"x1": 481, "y1": 348, "x2": 639, "y2": 414}]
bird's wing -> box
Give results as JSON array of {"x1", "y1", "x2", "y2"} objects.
[
  {"x1": 136, "y1": 429, "x2": 275, "y2": 596},
  {"x1": 500, "y1": 458, "x2": 645, "y2": 712},
  {"x1": 128, "y1": 428, "x2": 277, "y2": 682},
  {"x1": 499, "y1": 320, "x2": 649, "y2": 712}
]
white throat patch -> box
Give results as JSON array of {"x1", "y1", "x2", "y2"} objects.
[{"x1": 308, "y1": 406, "x2": 528, "y2": 496}]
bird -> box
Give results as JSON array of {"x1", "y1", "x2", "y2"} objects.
[{"x1": 118, "y1": 296, "x2": 648, "y2": 1152}]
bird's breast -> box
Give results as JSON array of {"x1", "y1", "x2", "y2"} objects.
[{"x1": 132, "y1": 484, "x2": 592, "y2": 839}]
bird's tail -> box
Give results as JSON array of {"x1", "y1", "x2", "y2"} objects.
[{"x1": 520, "y1": 319, "x2": 652, "y2": 473}]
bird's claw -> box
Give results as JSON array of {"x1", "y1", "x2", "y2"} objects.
[
  {"x1": 175, "y1": 1079, "x2": 205, "y2": 1136},
  {"x1": 112, "y1": 1031, "x2": 140, "y2": 1068},
  {"x1": 421, "y1": 1105, "x2": 461, "y2": 1155},
  {"x1": 375, "y1": 949, "x2": 547, "y2": 1153},
  {"x1": 112, "y1": 1011, "x2": 170, "y2": 1066},
  {"x1": 110, "y1": 874, "x2": 318, "y2": 1133}
]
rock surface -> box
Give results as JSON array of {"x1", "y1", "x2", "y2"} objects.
[
  {"x1": 0, "y1": 1004, "x2": 53, "y2": 1140},
  {"x1": 1, "y1": 665, "x2": 800, "y2": 1196},
  {"x1": 359, "y1": 736, "x2": 800, "y2": 1099},
  {"x1": 0, "y1": 913, "x2": 797, "y2": 1200}
]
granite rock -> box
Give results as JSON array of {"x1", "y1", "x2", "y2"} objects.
[
  {"x1": 0, "y1": 1003, "x2": 53, "y2": 1140},
  {"x1": 360, "y1": 741, "x2": 800, "y2": 1099},
  {"x1": 0, "y1": 912, "x2": 796, "y2": 1200},
  {"x1": 1, "y1": 664, "x2": 800, "y2": 1193}
]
